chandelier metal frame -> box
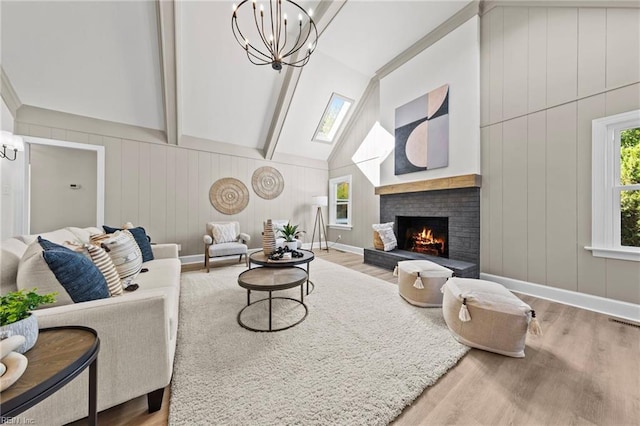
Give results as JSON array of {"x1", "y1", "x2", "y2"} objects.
[{"x1": 232, "y1": 0, "x2": 318, "y2": 71}]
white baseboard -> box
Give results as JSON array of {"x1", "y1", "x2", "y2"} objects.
[
  {"x1": 180, "y1": 254, "x2": 204, "y2": 265},
  {"x1": 301, "y1": 242, "x2": 363, "y2": 255},
  {"x1": 481, "y1": 273, "x2": 640, "y2": 323}
]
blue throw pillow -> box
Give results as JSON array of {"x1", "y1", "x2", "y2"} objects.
[
  {"x1": 38, "y1": 237, "x2": 110, "y2": 303},
  {"x1": 103, "y1": 225, "x2": 154, "y2": 262}
]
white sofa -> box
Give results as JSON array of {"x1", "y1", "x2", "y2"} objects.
[{"x1": 0, "y1": 226, "x2": 181, "y2": 425}]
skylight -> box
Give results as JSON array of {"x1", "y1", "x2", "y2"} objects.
[{"x1": 313, "y1": 93, "x2": 353, "y2": 143}]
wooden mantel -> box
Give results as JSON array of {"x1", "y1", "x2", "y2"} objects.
[{"x1": 374, "y1": 174, "x2": 481, "y2": 195}]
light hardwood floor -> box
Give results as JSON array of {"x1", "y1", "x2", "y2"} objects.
[{"x1": 72, "y1": 250, "x2": 639, "y2": 426}]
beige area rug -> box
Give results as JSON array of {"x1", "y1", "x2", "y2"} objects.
[{"x1": 169, "y1": 258, "x2": 469, "y2": 425}]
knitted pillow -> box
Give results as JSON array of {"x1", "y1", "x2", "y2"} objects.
[
  {"x1": 211, "y1": 223, "x2": 238, "y2": 244},
  {"x1": 372, "y1": 222, "x2": 397, "y2": 251},
  {"x1": 85, "y1": 244, "x2": 123, "y2": 296},
  {"x1": 37, "y1": 237, "x2": 110, "y2": 303},
  {"x1": 101, "y1": 230, "x2": 143, "y2": 286},
  {"x1": 103, "y1": 225, "x2": 154, "y2": 262}
]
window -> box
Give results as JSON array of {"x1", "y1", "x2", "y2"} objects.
[
  {"x1": 589, "y1": 110, "x2": 640, "y2": 261},
  {"x1": 313, "y1": 93, "x2": 353, "y2": 143},
  {"x1": 329, "y1": 175, "x2": 352, "y2": 229}
]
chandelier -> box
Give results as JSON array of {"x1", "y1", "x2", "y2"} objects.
[{"x1": 232, "y1": 0, "x2": 318, "y2": 71}]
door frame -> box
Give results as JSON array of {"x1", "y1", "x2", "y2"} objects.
[{"x1": 22, "y1": 136, "x2": 105, "y2": 234}]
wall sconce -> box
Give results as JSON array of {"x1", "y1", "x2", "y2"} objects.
[{"x1": 0, "y1": 131, "x2": 24, "y2": 161}]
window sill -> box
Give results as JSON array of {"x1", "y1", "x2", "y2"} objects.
[
  {"x1": 329, "y1": 224, "x2": 352, "y2": 230},
  {"x1": 585, "y1": 246, "x2": 640, "y2": 262}
]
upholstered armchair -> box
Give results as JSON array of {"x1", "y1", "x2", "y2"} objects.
[{"x1": 203, "y1": 221, "x2": 250, "y2": 272}]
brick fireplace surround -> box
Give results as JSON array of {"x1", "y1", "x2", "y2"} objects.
[{"x1": 364, "y1": 175, "x2": 481, "y2": 278}]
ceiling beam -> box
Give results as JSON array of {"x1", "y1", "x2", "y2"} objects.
[
  {"x1": 262, "y1": 0, "x2": 347, "y2": 160},
  {"x1": 1, "y1": 66, "x2": 22, "y2": 118},
  {"x1": 156, "y1": 0, "x2": 179, "y2": 145}
]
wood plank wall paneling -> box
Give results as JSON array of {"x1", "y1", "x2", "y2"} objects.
[
  {"x1": 17, "y1": 123, "x2": 328, "y2": 257},
  {"x1": 606, "y1": 9, "x2": 640, "y2": 89},
  {"x1": 526, "y1": 111, "x2": 547, "y2": 285},
  {"x1": 481, "y1": 5, "x2": 640, "y2": 304},
  {"x1": 545, "y1": 103, "x2": 577, "y2": 292},
  {"x1": 578, "y1": 9, "x2": 606, "y2": 98},
  {"x1": 501, "y1": 117, "x2": 528, "y2": 281}
]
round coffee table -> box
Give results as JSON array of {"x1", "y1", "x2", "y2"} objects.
[
  {"x1": 237, "y1": 266, "x2": 308, "y2": 332},
  {"x1": 249, "y1": 249, "x2": 315, "y2": 295}
]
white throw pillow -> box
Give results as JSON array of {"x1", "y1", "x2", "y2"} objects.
[
  {"x1": 211, "y1": 223, "x2": 237, "y2": 244},
  {"x1": 100, "y1": 230, "x2": 143, "y2": 286},
  {"x1": 372, "y1": 222, "x2": 397, "y2": 251}
]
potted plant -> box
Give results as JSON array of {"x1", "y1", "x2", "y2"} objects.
[
  {"x1": 0, "y1": 289, "x2": 56, "y2": 353},
  {"x1": 280, "y1": 222, "x2": 303, "y2": 251}
]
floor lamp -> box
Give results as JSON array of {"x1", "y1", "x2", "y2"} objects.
[{"x1": 311, "y1": 196, "x2": 329, "y2": 252}]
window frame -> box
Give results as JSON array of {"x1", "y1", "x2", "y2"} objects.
[
  {"x1": 588, "y1": 110, "x2": 640, "y2": 261},
  {"x1": 312, "y1": 93, "x2": 354, "y2": 144},
  {"x1": 328, "y1": 175, "x2": 352, "y2": 230}
]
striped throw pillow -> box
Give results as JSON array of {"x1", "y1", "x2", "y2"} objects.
[
  {"x1": 85, "y1": 243, "x2": 123, "y2": 296},
  {"x1": 101, "y1": 230, "x2": 142, "y2": 285}
]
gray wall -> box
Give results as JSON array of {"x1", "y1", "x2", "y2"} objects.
[
  {"x1": 30, "y1": 144, "x2": 97, "y2": 233},
  {"x1": 480, "y1": 6, "x2": 640, "y2": 304},
  {"x1": 14, "y1": 121, "x2": 328, "y2": 256},
  {"x1": 327, "y1": 81, "x2": 381, "y2": 249}
]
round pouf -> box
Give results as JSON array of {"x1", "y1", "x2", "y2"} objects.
[
  {"x1": 442, "y1": 277, "x2": 538, "y2": 358},
  {"x1": 397, "y1": 260, "x2": 453, "y2": 307}
]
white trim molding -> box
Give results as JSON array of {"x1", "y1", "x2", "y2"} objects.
[
  {"x1": 590, "y1": 109, "x2": 640, "y2": 261},
  {"x1": 481, "y1": 273, "x2": 640, "y2": 323},
  {"x1": 22, "y1": 136, "x2": 105, "y2": 234}
]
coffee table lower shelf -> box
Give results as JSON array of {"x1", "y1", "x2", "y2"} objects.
[{"x1": 237, "y1": 267, "x2": 309, "y2": 333}]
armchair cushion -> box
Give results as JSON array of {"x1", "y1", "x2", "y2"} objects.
[
  {"x1": 208, "y1": 242, "x2": 248, "y2": 258},
  {"x1": 210, "y1": 223, "x2": 237, "y2": 244}
]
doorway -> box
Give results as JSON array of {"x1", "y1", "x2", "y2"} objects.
[{"x1": 23, "y1": 136, "x2": 104, "y2": 234}]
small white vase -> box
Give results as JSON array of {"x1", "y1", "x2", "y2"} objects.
[
  {"x1": 285, "y1": 241, "x2": 298, "y2": 251},
  {"x1": 0, "y1": 314, "x2": 38, "y2": 354}
]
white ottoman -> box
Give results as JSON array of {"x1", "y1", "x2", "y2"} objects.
[
  {"x1": 442, "y1": 277, "x2": 542, "y2": 358},
  {"x1": 396, "y1": 260, "x2": 453, "y2": 307}
]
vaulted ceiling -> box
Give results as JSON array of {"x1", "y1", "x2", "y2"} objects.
[{"x1": 1, "y1": 0, "x2": 470, "y2": 161}]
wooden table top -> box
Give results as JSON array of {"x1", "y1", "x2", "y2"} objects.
[
  {"x1": 0, "y1": 326, "x2": 99, "y2": 416},
  {"x1": 249, "y1": 249, "x2": 314, "y2": 267},
  {"x1": 238, "y1": 267, "x2": 308, "y2": 291}
]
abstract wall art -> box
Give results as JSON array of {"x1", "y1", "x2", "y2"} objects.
[{"x1": 394, "y1": 84, "x2": 449, "y2": 175}]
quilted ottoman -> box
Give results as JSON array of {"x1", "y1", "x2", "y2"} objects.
[
  {"x1": 395, "y1": 260, "x2": 453, "y2": 307},
  {"x1": 442, "y1": 277, "x2": 542, "y2": 357}
]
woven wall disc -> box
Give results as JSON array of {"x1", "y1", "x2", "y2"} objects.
[
  {"x1": 251, "y1": 166, "x2": 284, "y2": 200},
  {"x1": 209, "y1": 178, "x2": 249, "y2": 215}
]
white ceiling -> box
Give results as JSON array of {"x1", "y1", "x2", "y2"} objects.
[{"x1": 1, "y1": 0, "x2": 471, "y2": 161}]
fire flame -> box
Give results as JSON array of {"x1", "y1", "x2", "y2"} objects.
[{"x1": 411, "y1": 227, "x2": 445, "y2": 256}]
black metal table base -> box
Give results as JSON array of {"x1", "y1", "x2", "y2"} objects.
[{"x1": 237, "y1": 292, "x2": 308, "y2": 333}]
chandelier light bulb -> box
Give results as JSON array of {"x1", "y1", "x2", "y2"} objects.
[{"x1": 231, "y1": 0, "x2": 318, "y2": 71}]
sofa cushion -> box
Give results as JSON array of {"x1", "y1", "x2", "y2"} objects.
[
  {"x1": 17, "y1": 240, "x2": 74, "y2": 307},
  {"x1": 136, "y1": 258, "x2": 181, "y2": 291},
  {"x1": 20, "y1": 228, "x2": 78, "y2": 246},
  {"x1": 101, "y1": 231, "x2": 143, "y2": 285},
  {"x1": 39, "y1": 237, "x2": 110, "y2": 303},
  {"x1": 103, "y1": 225, "x2": 154, "y2": 262},
  {"x1": 1, "y1": 238, "x2": 27, "y2": 294}
]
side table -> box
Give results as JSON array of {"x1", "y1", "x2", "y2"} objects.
[{"x1": 0, "y1": 326, "x2": 100, "y2": 425}]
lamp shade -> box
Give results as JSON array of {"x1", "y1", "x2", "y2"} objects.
[{"x1": 311, "y1": 195, "x2": 328, "y2": 207}]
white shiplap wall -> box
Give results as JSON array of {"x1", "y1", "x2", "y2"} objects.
[
  {"x1": 15, "y1": 121, "x2": 328, "y2": 257},
  {"x1": 480, "y1": 6, "x2": 640, "y2": 304}
]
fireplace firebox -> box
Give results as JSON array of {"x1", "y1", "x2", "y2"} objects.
[{"x1": 397, "y1": 216, "x2": 448, "y2": 258}]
